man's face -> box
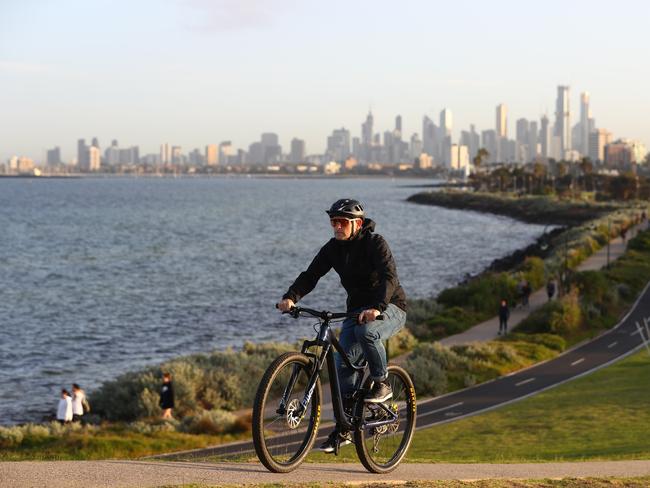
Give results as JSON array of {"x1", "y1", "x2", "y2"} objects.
[{"x1": 330, "y1": 217, "x2": 362, "y2": 240}]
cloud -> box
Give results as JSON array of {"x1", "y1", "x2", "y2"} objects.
[{"x1": 182, "y1": 0, "x2": 296, "y2": 32}]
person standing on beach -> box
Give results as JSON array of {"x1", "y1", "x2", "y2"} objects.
[
  {"x1": 56, "y1": 389, "x2": 73, "y2": 424},
  {"x1": 159, "y1": 372, "x2": 174, "y2": 419},
  {"x1": 71, "y1": 383, "x2": 86, "y2": 423},
  {"x1": 498, "y1": 299, "x2": 510, "y2": 336}
]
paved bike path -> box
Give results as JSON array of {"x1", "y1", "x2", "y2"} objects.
[{"x1": 4, "y1": 459, "x2": 650, "y2": 487}]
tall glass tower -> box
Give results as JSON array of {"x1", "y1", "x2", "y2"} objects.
[{"x1": 554, "y1": 85, "x2": 571, "y2": 155}]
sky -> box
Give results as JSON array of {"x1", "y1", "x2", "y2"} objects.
[{"x1": 1, "y1": 0, "x2": 649, "y2": 162}]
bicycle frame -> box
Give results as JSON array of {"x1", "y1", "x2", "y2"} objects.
[{"x1": 282, "y1": 316, "x2": 399, "y2": 433}]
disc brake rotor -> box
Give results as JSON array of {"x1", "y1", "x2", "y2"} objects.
[{"x1": 286, "y1": 399, "x2": 303, "y2": 429}]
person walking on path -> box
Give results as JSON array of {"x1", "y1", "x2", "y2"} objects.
[
  {"x1": 159, "y1": 372, "x2": 174, "y2": 419},
  {"x1": 546, "y1": 279, "x2": 556, "y2": 302},
  {"x1": 56, "y1": 389, "x2": 73, "y2": 424},
  {"x1": 71, "y1": 383, "x2": 87, "y2": 423},
  {"x1": 522, "y1": 280, "x2": 532, "y2": 308},
  {"x1": 498, "y1": 299, "x2": 510, "y2": 336}
]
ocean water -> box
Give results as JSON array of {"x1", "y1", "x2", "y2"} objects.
[{"x1": 0, "y1": 176, "x2": 545, "y2": 424}]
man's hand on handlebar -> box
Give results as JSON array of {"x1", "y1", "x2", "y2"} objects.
[
  {"x1": 358, "y1": 308, "x2": 380, "y2": 324},
  {"x1": 277, "y1": 298, "x2": 295, "y2": 312}
]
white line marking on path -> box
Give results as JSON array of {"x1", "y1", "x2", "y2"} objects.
[
  {"x1": 631, "y1": 329, "x2": 641, "y2": 336},
  {"x1": 424, "y1": 402, "x2": 464, "y2": 416},
  {"x1": 570, "y1": 358, "x2": 585, "y2": 366},
  {"x1": 607, "y1": 341, "x2": 618, "y2": 349},
  {"x1": 515, "y1": 378, "x2": 535, "y2": 387}
]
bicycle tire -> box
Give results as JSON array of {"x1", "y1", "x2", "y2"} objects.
[
  {"x1": 353, "y1": 364, "x2": 416, "y2": 473},
  {"x1": 252, "y1": 352, "x2": 322, "y2": 472}
]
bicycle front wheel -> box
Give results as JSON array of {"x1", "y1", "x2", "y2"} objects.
[
  {"x1": 354, "y1": 364, "x2": 416, "y2": 473},
  {"x1": 252, "y1": 352, "x2": 322, "y2": 473}
]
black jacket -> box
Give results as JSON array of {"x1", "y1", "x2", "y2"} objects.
[
  {"x1": 159, "y1": 382, "x2": 174, "y2": 409},
  {"x1": 498, "y1": 304, "x2": 510, "y2": 321},
  {"x1": 283, "y1": 218, "x2": 407, "y2": 312}
]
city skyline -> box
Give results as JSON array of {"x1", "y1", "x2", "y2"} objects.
[{"x1": 1, "y1": 0, "x2": 649, "y2": 160}]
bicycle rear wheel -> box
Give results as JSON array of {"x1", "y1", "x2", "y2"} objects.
[
  {"x1": 252, "y1": 352, "x2": 322, "y2": 472},
  {"x1": 354, "y1": 364, "x2": 416, "y2": 473}
]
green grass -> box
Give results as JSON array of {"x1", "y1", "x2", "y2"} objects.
[
  {"x1": 304, "y1": 349, "x2": 650, "y2": 464},
  {"x1": 0, "y1": 423, "x2": 249, "y2": 461}
]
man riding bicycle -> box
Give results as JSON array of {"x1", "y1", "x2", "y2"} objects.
[{"x1": 277, "y1": 198, "x2": 407, "y2": 452}]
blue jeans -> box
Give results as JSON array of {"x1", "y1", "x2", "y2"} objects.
[{"x1": 335, "y1": 303, "x2": 406, "y2": 395}]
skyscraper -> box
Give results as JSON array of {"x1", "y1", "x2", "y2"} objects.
[
  {"x1": 580, "y1": 92, "x2": 591, "y2": 157},
  {"x1": 47, "y1": 146, "x2": 61, "y2": 165},
  {"x1": 205, "y1": 144, "x2": 218, "y2": 165},
  {"x1": 290, "y1": 138, "x2": 305, "y2": 163},
  {"x1": 422, "y1": 116, "x2": 436, "y2": 157},
  {"x1": 528, "y1": 121, "x2": 539, "y2": 160},
  {"x1": 540, "y1": 115, "x2": 551, "y2": 158},
  {"x1": 439, "y1": 109, "x2": 452, "y2": 165},
  {"x1": 555, "y1": 85, "x2": 571, "y2": 155},
  {"x1": 361, "y1": 111, "x2": 373, "y2": 163},
  {"x1": 326, "y1": 128, "x2": 351, "y2": 162},
  {"x1": 77, "y1": 139, "x2": 87, "y2": 167},
  {"x1": 496, "y1": 104, "x2": 508, "y2": 139}
]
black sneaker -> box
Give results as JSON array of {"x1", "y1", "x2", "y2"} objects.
[
  {"x1": 365, "y1": 380, "x2": 393, "y2": 403},
  {"x1": 318, "y1": 428, "x2": 352, "y2": 453}
]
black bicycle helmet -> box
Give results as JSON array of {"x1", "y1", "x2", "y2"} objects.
[{"x1": 326, "y1": 198, "x2": 365, "y2": 219}]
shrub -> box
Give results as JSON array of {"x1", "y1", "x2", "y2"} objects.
[
  {"x1": 424, "y1": 306, "x2": 484, "y2": 339},
  {"x1": 0, "y1": 426, "x2": 24, "y2": 447},
  {"x1": 387, "y1": 327, "x2": 418, "y2": 357},
  {"x1": 520, "y1": 256, "x2": 545, "y2": 289},
  {"x1": 573, "y1": 270, "x2": 610, "y2": 305},
  {"x1": 180, "y1": 409, "x2": 237, "y2": 435},
  {"x1": 504, "y1": 333, "x2": 566, "y2": 352},
  {"x1": 549, "y1": 289, "x2": 582, "y2": 335},
  {"x1": 405, "y1": 354, "x2": 448, "y2": 397}
]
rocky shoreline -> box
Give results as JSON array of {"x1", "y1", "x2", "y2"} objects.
[{"x1": 407, "y1": 191, "x2": 617, "y2": 226}]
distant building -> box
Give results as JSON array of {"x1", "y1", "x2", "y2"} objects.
[
  {"x1": 540, "y1": 115, "x2": 551, "y2": 158},
  {"x1": 415, "y1": 152, "x2": 433, "y2": 170},
  {"x1": 219, "y1": 141, "x2": 235, "y2": 165},
  {"x1": 589, "y1": 129, "x2": 612, "y2": 163},
  {"x1": 81, "y1": 146, "x2": 101, "y2": 172},
  {"x1": 326, "y1": 128, "x2": 351, "y2": 162},
  {"x1": 47, "y1": 146, "x2": 61, "y2": 165},
  {"x1": 449, "y1": 144, "x2": 470, "y2": 171},
  {"x1": 409, "y1": 133, "x2": 422, "y2": 161},
  {"x1": 171, "y1": 146, "x2": 183, "y2": 165},
  {"x1": 290, "y1": 138, "x2": 305, "y2": 163},
  {"x1": 77, "y1": 139, "x2": 87, "y2": 168},
  {"x1": 605, "y1": 139, "x2": 647, "y2": 167},
  {"x1": 160, "y1": 143, "x2": 172, "y2": 165},
  {"x1": 260, "y1": 133, "x2": 281, "y2": 164},
  {"x1": 496, "y1": 104, "x2": 508, "y2": 138},
  {"x1": 205, "y1": 144, "x2": 218, "y2": 166},
  {"x1": 554, "y1": 85, "x2": 571, "y2": 154},
  {"x1": 422, "y1": 115, "x2": 436, "y2": 157},
  {"x1": 481, "y1": 130, "x2": 497, "y2": 164}
]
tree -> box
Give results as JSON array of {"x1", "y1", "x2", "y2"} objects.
[
  {"x1": 580, "y1": 157, "x2": 594, "y2": 192},
  {"x1": 473, "y1": 148, "x2": 489, "y2": 171}
]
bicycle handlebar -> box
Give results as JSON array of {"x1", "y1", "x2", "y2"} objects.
[{"x1": 275, "y1": 304, "x2": 384, "y2": 321}]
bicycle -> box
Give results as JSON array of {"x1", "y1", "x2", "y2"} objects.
[{"x1": 252, "y1": 306, "x2": 416, "y2": 474}]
